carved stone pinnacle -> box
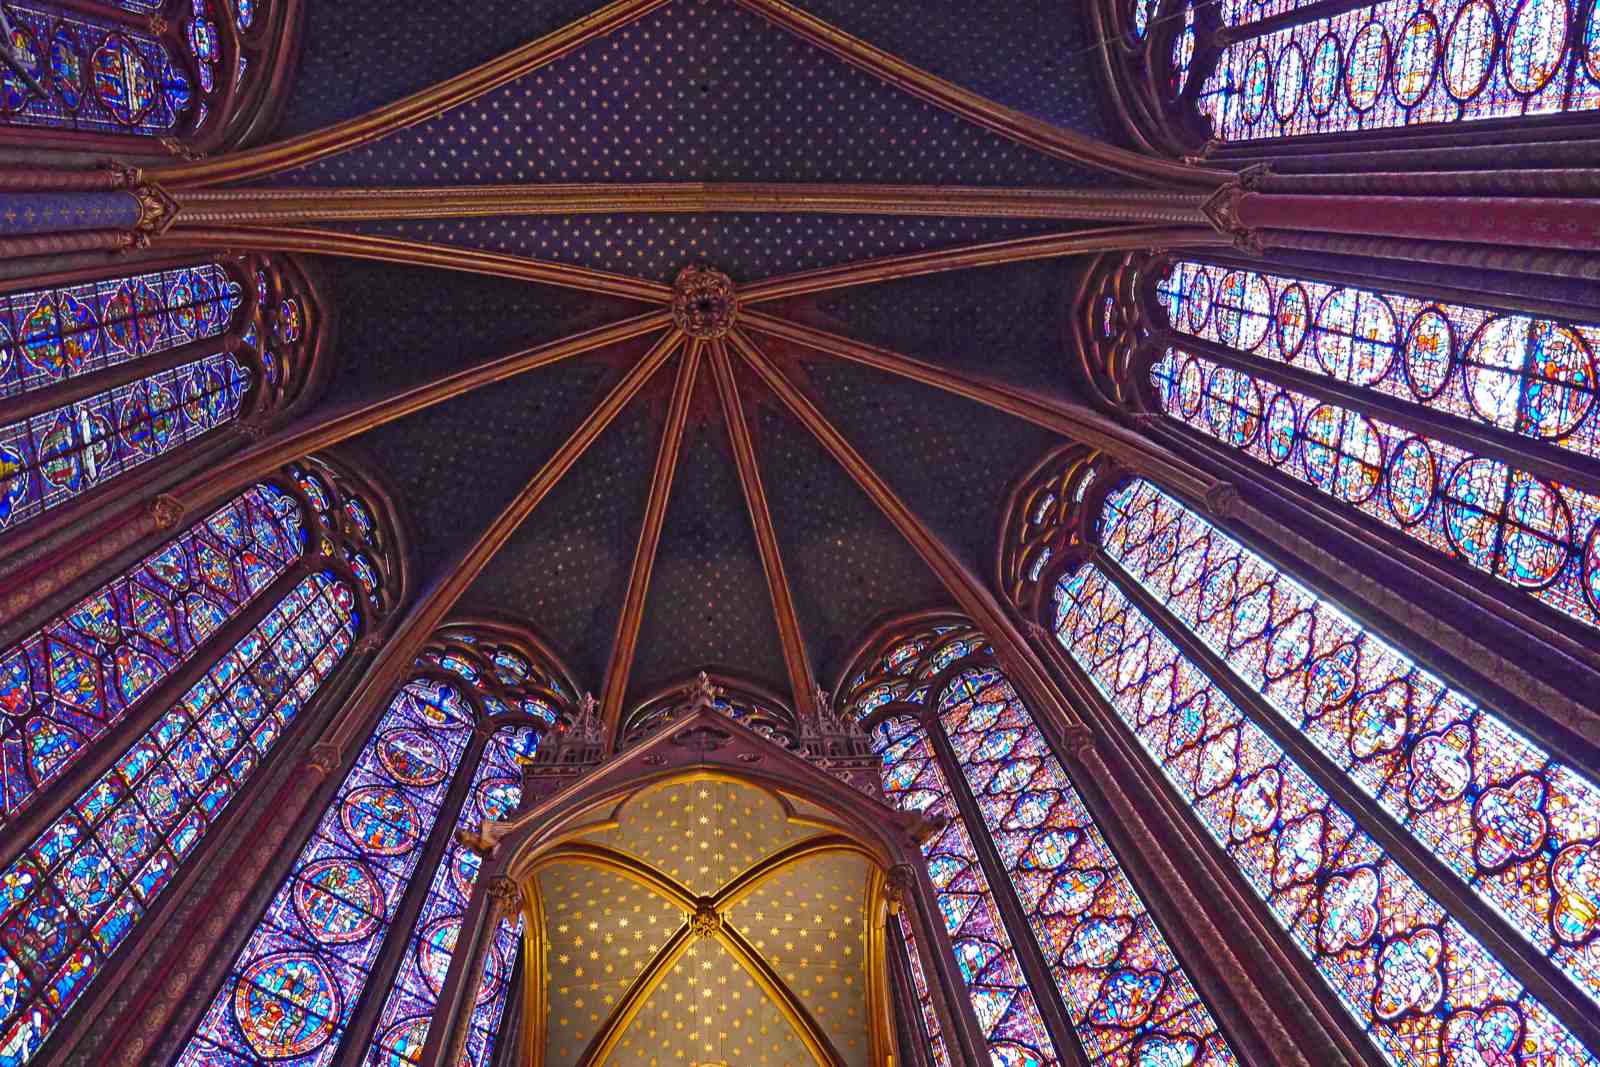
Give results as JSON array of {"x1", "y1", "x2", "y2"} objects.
[
  {"x1": 149, "y1": 494, "x2": 184, "y2": 529},
  {"x1": 671, "y1": 265, "x2": 738, "y2": 339}
]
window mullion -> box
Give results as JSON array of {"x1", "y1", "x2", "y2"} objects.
[
  {"x1": 332, "y1": 727, "x2": 491, "y2": 1064},
  {"x1": 920, "y1": 710, "x2": 1090, "y2": 1067},
  {"x1": 1089, "y1": 543, "x2": 1600, "y2": 1052}
]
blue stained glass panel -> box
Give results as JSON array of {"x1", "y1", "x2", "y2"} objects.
[
  {"x1": 362, "y1": 725, "x2": 539, "y2": 1067},
  {"x1": 0, "y1": 571, "x2": 355, "y2": 1067},
  {"x1": 0, "y1": 483, "x2": 302, "y2": 821},
  {"x1": 173, "y1": 680, "x2": 476, "y2": 1067},
  {"x1": 1100, "y1": 478, "x2": 1600, "y2": 1010},
  {"x1": 0, "y1": 352, "x2": 252, "y2": 531}
]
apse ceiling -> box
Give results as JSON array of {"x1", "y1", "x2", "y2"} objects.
[
  {"x1": 534, "y1": 778, "x2": 878, "y2": 1066},
  {"x1": 276, "y1": 0, "x2": 1107, "y2": 705}
]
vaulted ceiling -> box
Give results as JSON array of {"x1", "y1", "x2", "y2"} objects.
[{"x1": 277, "y1": 0, "x2": 1112, "y2": 708}]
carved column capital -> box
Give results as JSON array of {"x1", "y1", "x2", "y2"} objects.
[
  {"x1": 148, "y1": 493, "x2": 185, "y2": 529},
  {"x1": 485, "y1": 875, "x2": 521, "y2": 915},
  {"x1": 1200, "y1": 179, "x2": 1264, "y2": 256},
  {"x1": 306, "y1": 741, "x2": 342, "y2": 776},
  {"x1": 1022, "y1": 619, "x2": 1050, "y2": 643},
  {"x1": 884, "y1": 863, "x2": 918, "y2": 914},
  {"x1": 1205, "y1": 481, "x2": 1243, "y2": 520},
  {"x1": 1058, "y1": 723, "x2": 1096, "y2": 758},
  {"x1": 100, "y1": 160, "x2": 144, "y2": 188},
  {"x1": 131, "y1": 181, "x2": 181, "y2": 235},
  {"x1": 158, "y1": 138, "x2": 204, "y2": 162},
  {"x1": 353, "y1": 632, "x2": 383, "y2": 656}
]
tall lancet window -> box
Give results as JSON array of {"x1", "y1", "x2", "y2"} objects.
[
  {"x1": 0, "y1": 455, "x2": 393, "y2": 1067},
  {"x1": 0, "y1": 257, "x2": 318, "y2": 536},
  {"x1": 1013, "y1": 449, "x2": 1600, "y2": 1066},
  {"x1": 1144, "y1": 256, "x2": 1600, "y2": 636},
  {"x1": 172, "y1": 626, "x2": 574, "y2": 1067},
  {"x1": 841, "y1": 622, "x2": 1239, "y2": 1067},
  {"x1": 0, "y1": 0, "x2": 298, "y2": 148}
]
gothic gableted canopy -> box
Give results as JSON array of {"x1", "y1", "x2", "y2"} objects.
[{"x1": 3, "y1": 0, "x2": 1600, "y2": 1065}]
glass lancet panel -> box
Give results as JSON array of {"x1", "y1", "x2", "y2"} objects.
[
  {"x1": 175, "y1": 681, "x2": 477, "y2": 1067},
  {"x1": 1199, "y1": 0, "x2": 1599, "y2": 141},
  {"x1": 0, "y1": 483, "x2": 303, "y2": 819},
  {"x1": 938, "y1": 668, "x2": 1238, "y2": 1067},
  {"x1": 1218, "y1": 0, "x2": 1326, "y2": 27},
  {"x1": 1150, "y1": 348, "x2": 1600, "y2": 631},
  {"x1": 1103, "y1": 478, "x2": 1600, "y2": 1006},
  {"x1": 1053, "y1": 565, "x2": 1599, "y2": 1067},
  {"x1": 0, "y1": 571, "x2": 355, "y2": 1066},
  {"x1": 896, "y1": 916, "x2": 955, "y2": 1067},
  {"x1": 0, "y1": 5, "x2": 192, "y2": 133},
  {"x1": 0, "y1": 264, "x2": 238, "y2": 401},
  {"x1": 363, "y1": 725, "x2": 540, "y2": 1067},
  {"x1": 1157, "y1": 260, "x2": 1600, "y2": 458},
  {"x1": 870, "y1": 716, "x2": 1062, "y2": 1065},
  {"x1": 0, "y1": 352, "x2": 252, "y2": 529}
]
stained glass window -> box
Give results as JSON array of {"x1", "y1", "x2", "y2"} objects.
[
  {"x1": 0, "y1": 352, "x2": 253, "y2": 529},
  {"x1": 1104, "y1": 476, "x2": 1600, "y2": 1005},
  {"x1": 870, "y1": 715, "x2": 1062, "y2": 1065},
  {"x1": 0, "y1": 483, "x2": 304, "y2": 819},
  {"x1": 1052, "y1": 561, "x2": 1599, "y2": 1066},
  {"x1": 1158, "y1": 261, "x2": 1600, "y2": 458},
  {"x1": 1148, "y1": 346, "x2": 1600, "y2": 631},
  {"x1": 362, "y1": 725, "x2": 539, "y2": 1067},
  {"x1": 0, "y1": 264, "x2": 239, "y2": 401},
  {"x1": 939, "y1": 668, "x2": 1236, "y2": 1065},
  {"x1": 0, "y1": 5, "x2": 193, "y2": 133},
  {"x1": 174, "y1": 680, "x2": 477, "y2": 1067},
  {"x1": 0, "y1": 570, "x2": 356, "y2": 1067},
  {"x1": 1197, "y1": 0, "x2": 1599, "y2": 141},
  {"x1": 896, "y1": 916, "x2": 955, "y2": 1067}
]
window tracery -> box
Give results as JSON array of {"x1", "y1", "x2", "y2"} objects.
[
  {"x1": 0, "y1": 256, "x2": 319, "y2": 536},
  {"x1": 0, "y1": 0, "x2": 294, "y2": 149},
  {"x1": 1141, "y1": 256, "x2": 1600, "y2": 635},
  {"x1": 0, "y1": 455, "x2": 392, "y2": 1067},
  {"x1": 843, "y1": 620, "x2": 1239, "y2": 1066},
  {"x1": 172, "y1": 625, "x2": 572, "y2": 1067}
]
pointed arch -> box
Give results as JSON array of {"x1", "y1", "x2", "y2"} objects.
[
  {"x1": 0, "y1": 449, "x2": 398, "y2": 1067},
  {"x1": 838, "y1": 617, "x2": 1242, "y2": 1067},
  {"x1": 999, "y1": 447, "x2": 1600, "y2": 1061},
  {"x1": 168, "y1": 619, "x2": 578, "y2": 1067}
]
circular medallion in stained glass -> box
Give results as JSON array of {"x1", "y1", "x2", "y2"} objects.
[
  {"x1": 476, "y1": 776, "x2": 522, "y2": 822},
  {"x1": 1344, "y1": 22, "x2": 1389, "y2": 112},
  {"x1": 1393, "y1": 10, "x2": 1442, "y2": 105},
  {"x1": 339, "y1": 785, "x2": 422, "y2": 855},
  {"x1": 417, "y1": 917, "x2": 461, "y2": 995},
  {"x1": 1308, "y1": 32, "x2": 1343, "y2": 116},
  {"x1": 92, "y1": 36, "x2": 156, "y2": 126},
  {"x1": 1387, "y1": 438, "x2": 1439, "y2": 527},
  {"x1": 1402, "y1": 307, "x2": 1454, "y2": 400},
  {"x1": 1469, "y1": 317, "x2": 1594, "y2": 439},
  {"x1": 233, "y1": 952, "x2": 340, "y2": 1058},
  {"x1": 293, "y1": 859, "x2": 382, "y2": 944},
  {"x1": 0, "y1": 26, "x2": 40, "y2": 112},
  {"x1": 1263, "y1": 392, "x2": 1299, "y2": 466},
  {"x1": 1583, "y1": 522, "x2": 1600, "y2": 614},
  {"x1": 1444, "y1": 0, "x2": 1499, "y2": 101},
  {"x1": 377, "y1": 728, "x2": 445, "y2": 786},
  {"x1": 1500, "y1": 471, "x2": 1574, "y2": 587},
  {"x1": 377, "y1": 1017, "x2": 430, "y2": 1062},
  {"x1": 1273, "y1": 42, "x2": 1306, "y2": 121},
  {"x1": 60, "y1": 851, "x2": 116, "y2": 911},
  {"x1": 1504, "y1": 0, "x2": 1569, "y2": 93},
  {"x1": 1315, "y1": 288, "x2": 1397, "y2": 385},
  {"x1": 1241, "y1": 49, "x2": 1270, "y2": 123},
  {"x1": 1215, "y1": 271, "x2": 1271, "y2": 352},
  {"x1": 0, "y1": 949, "x2": 21, "y2": 1018}
]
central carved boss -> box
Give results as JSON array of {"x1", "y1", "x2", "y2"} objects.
[{"x1": 671, "y1": 265, "x2": 738, "y2": 338}]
